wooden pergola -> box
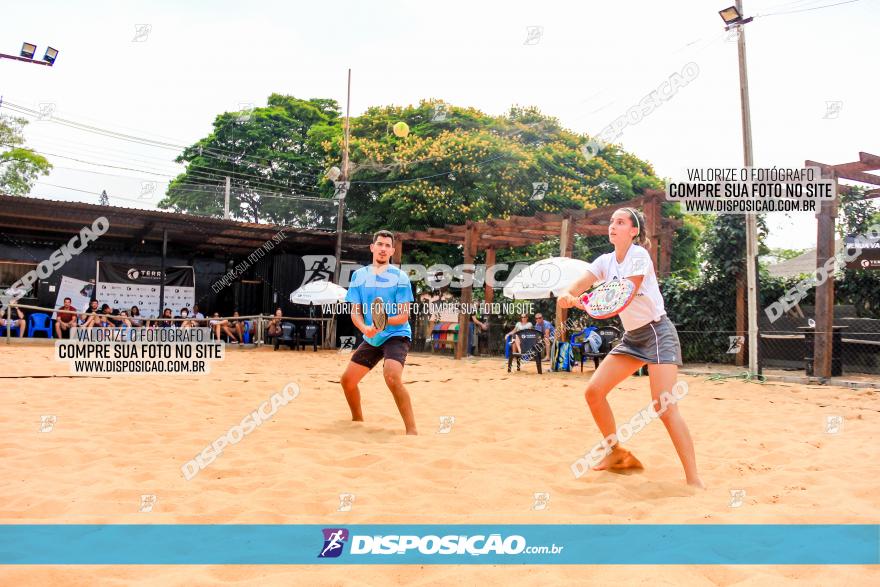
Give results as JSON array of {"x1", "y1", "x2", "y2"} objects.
[
  {"x1": 397, "y1": 189, "x2": 682, "y2": 359},
  {"x1": 804, "y1": 152, "x2": 880, "y2": 379}
]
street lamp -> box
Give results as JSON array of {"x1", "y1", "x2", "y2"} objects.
[
  {"x1": 719, "y1": 6, "x2": 754, "y2": 27},
  {"x1": 43, "y1": 47, "x2": 59, "y2": 65},
  {"x1": 20, "y1": 42, "x2": 36, "y2": 59},
  {"x1": 1, "y1": 42, "x2": 59, "y2": 67}
]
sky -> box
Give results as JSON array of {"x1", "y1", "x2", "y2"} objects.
[{"x1": 2, "y1": 0, "x2": 878, "y2": 251}]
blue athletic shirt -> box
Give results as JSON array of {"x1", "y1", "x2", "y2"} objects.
[{"x1": 345, "y1": 265, "x2": 414, "y2": 347}]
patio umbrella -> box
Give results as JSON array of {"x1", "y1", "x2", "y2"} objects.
[
  {"x1": 502, "y1": 256, "x2": 593, "y2": 300},
  {"x1": 289, "y1": 280, "x2": 348, "y2": 306}
]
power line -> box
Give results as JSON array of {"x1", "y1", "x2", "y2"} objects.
[
  {"x1": 1, "y1": 140, "x2": 327, "y2": 195},
  {"x1": 758, "y1": 0, "x2": 865, "y2": 17},
  {"x1": 1, "y1": 100, "x2": 326, "y2": 179},
  {"x1": 1, "y1": 142, "x2": 174, "y2": 177}
]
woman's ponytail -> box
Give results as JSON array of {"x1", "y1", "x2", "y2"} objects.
[{"x1": 625, "y1": 207, "x2": 651, "y2": 250}]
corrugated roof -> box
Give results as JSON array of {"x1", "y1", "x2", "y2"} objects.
[
  {"x1": 765, "y1": 240, "x2": 844, "y2": 279},
  {"x1": 0, "y1": 194, "x2": 372, "y2": 256}
]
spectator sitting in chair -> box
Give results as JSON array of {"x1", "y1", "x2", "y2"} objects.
[
  {"x1": 209, "y1": 312, "x2": 225, "y2": 339},
  {"x1": 117, "y1": 310, "x2": 133, "y2": 328},
  {"x1": 128, "y1": 306, "x2": 144, "y2": 328},
  {"x1": 156, "y1": 308, "x2": 174, "y2": 328},
  {"x1": 191, "y1": 304, "x2": 206, "y2": 327},
  {"x1": 99, "y1": 304, "x2": 117, "y2": 327},
  {"x1": 1, "y1": 306, "x2": 27, "y2": 337},
  {"x1": 210, "y1": 312, "x2": 240, "y2": 343},
  {"x1": 54, "y1": 297, "x2": 78, "y2": 338},
  {"x1": 177, "y1": 307, "x2": 194, "y2": 329},
  {"x1": 80, "y1": 300, "x2": 102, "y2": 328},
  {"x1": 227, "y1": 310, "x2": 245, "y2": 342},
  {"x1": 533, "y1": 313, "x2": 555, "y2": 361},
  {"x1": 267, "y1": 308, "x2": 284, "y2": 340},
  {"x1": 506, "y1": 313, "x2": 533, "y2": 355}
]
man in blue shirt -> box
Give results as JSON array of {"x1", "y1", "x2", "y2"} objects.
[
  {"x1": 534, "y1": 313, "x2": 555, "y2": 361},
  {"x1": 341, "y1": 230, "x2": 418, "y2": 435}
]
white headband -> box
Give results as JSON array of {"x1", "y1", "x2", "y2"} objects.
[{"x1": 626, "y1": 208, "x2": 640, "y2": 234}]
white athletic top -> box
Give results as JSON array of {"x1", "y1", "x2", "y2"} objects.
[{"x1": 586, "y1": 244, "x2": 666, "y2": 332}]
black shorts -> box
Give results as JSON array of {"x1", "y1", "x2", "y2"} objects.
[{"x1": 350, "y1": 336, "x2": 411, "y2": 369}]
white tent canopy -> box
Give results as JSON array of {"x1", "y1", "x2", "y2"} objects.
[
  {"x1": 502, "y1": 256, "x2": 592, "y2": 300},
  {"x1": 289, "y1": 281, "x2": 348, "y2": 306}
]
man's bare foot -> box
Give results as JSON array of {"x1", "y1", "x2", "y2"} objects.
[
  {"x1": 351, "y1": 417, "x2": 364, "y2": 422},
  {"x1": 406, "y1": 429, "x2": 418, "y2": 436},
  {"x1": 687, "y1": 477, "x2": 706, "y2": 489},
  {"x1": 592, "y1": 447, "x2": 644, "y2": 471}
]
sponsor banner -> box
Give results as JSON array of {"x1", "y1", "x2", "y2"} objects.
[
  {"x1": 0, "y1": 525, "x2": 876, "y2": 564},
  {"x1": 845, "y1": 234, "x2": 880, "y2": 270},
  {"x1": 96, "y1": 262, "x2": 195, "y2": 318}
]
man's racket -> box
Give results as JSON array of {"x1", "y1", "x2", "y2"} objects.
[
  {"x1": 581, "y1": 279, "x2": 637, "y2": 320},
  {"x1": 371, "y1": 297, "x2": 388, "y2": 331}
]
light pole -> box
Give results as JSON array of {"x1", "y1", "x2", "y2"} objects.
[
  {"x1": 0, "y1": 42, "x2": 59, "y2": 66},
  {"x1": 720, "y1": 3, "x2": 760, "y2": 375},
  {"x1": 327, "y1": 69, "x2": 352, "y2": 348},
  {"x1": 333, "y1": 68, "x2": 352, "y2": 287}
]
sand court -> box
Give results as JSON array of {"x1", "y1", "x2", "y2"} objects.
[{"x1": 1, "y1": 345, "x2": 878, "y2": 584}]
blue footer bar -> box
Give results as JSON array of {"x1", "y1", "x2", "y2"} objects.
[{"x1": 0, "y1": 525, "x2": 877, "y2": 564}]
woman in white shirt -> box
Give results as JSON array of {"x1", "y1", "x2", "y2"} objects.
[{"x1": 559, "y1": 207, "x2": 703, "y2": 488}]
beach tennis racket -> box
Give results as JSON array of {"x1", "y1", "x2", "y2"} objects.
[
  {"x1": 582, "y1": 279, "x2": 637, "y2": 320},
  {"x1": 371, "y1": 297, "x2": 388, "y2": 331}
]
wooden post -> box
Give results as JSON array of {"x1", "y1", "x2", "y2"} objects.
[
  {"x1": 556, "y1": 215, "x2": 573, "y2": 341},
  {"x1": 813, "y1": 172, "x2": 838, "y2": 379},
  {"x1": 736, "y1": 272, "x2": 746, "y2": 367},
  {"x1": 393, "y1": 239, "x2": 403, "y2": 266},
  {"x1": 455, "y1": 223, "x2": 475, "y2": 360},
  {"x1": 484, "y1": 247, "x2": 496, "y2": 305},
  {"x1": 484, "y1": 245, "x2": 495, "y2": 357},
  {"x1": 643, "y1": 193, "x2": 661, "y2": 270},
  {"x1": 659, "y1": 228, "x2": 673, "y2": 276}
]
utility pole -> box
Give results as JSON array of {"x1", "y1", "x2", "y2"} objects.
[
  {"x1": 224, "y1": 176, "x2": 231, "y2": 219},
  {"x1": 734, "y1": 0, "x2": 760, "y2": 375},
  {"x1": 333, "y1": 68, "x2": 352, "y2": 285},
  {"x1": 328, "y1": 69, "x2": 352, "y2": 348}
]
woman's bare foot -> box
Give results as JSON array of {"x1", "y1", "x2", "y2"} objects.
[
  {"x1": 687, "y1": 477, "x2": 706, "y2": 489},
  {"x1": 406, "y1": 428, "x2": 418, "y2": 436},
  {"x1": 592, "y1": 447, "x2": 644, "y2": 471}
]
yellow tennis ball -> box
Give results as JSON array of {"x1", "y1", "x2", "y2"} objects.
[{"x1": 393, "y1": 121, "x2": 410, "y2": 138}]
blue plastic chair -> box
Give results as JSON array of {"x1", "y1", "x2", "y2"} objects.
[
  {"x1": 242, "y1": 320, "x2": 251, "y2": 344},
  {"x1": 28, "y1": 313, "x2": 53, "y2": 338},
  {"x1": 0, "y1": 320, "x2": 22, "y2": 337}
]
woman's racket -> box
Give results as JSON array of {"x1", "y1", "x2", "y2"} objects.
[
  {"x1": 581, "y1": 279, "x2": 637, "y2": 320},
  {"x1": 371, "y1": 297, "x2": 388, "y2": 331}
]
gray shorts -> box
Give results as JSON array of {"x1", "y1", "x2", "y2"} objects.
[{"x1": 608, "y1": 315, "x2": 683, "y2": 366}]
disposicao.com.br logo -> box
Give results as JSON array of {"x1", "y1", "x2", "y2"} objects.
[{"x1": 317, "y1": 528, "x2": 563, "y2": 558}]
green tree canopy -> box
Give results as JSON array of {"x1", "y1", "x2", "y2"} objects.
[
  {"x1": 315, "y1": 100, "x2": 663, "y2": 233},
  {"x1": 0, "y1": 115, "x2": 52, "y2": 196},
  {"x1": 158, "y1": 94, "x2": 340, "y2": 223}
]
